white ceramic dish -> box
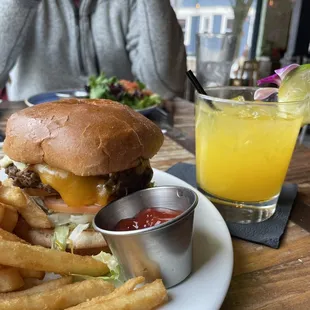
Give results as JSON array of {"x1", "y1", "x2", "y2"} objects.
[
  {"x1": 0, "y1": 168, "x2": 233, "y2": 310},
  {"x1": 152, "y1": 169, "x2": 233, "y2": 310}
]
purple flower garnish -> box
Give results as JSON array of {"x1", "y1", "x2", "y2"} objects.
[
  {"x1": 254, "y1": 88, "x2": 279, "y2": 101},
  {"x1": 255, "y1": 64, "x2": 299, "y2": 101},
  {"x1": 257, "y1": 74, "x2": 281, "y2": 87},
  {"x1": 274, "y1": 64, "x2": 299, "y2": 80}
]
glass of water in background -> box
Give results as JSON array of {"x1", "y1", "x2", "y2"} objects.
[{"x1": 196, "y1": 33, "x2": 237, "y2": 87}]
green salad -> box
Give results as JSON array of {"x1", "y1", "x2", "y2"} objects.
[{"x1": 87, "y1": 73, "x2": 162, "y2": 109}]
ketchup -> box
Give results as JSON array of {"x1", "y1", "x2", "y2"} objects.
[{"x1": 114, "y1": 208, "x2": 183, "y2": 231}]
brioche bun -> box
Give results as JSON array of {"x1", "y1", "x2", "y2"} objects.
[
  {"x1": 14, "y1": 218, "x2": 108, "y2": 256},
  {"x1": 4, "y1": 99, "x2": 164, "y2": 176}
]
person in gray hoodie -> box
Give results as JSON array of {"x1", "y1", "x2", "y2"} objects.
[{"x1": 0, "y1": 0, "x2": 186, "y2": 101}]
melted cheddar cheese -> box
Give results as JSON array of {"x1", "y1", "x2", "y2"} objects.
[{"x1": 33, "y1": 164, "x2": 110, "y2": 207}]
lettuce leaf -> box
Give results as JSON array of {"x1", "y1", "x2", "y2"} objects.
[
  {"x1": 71, "y1": 251, "x2": 121, "y2": 282},
  {"x1": 52, "y1": 225, "x2": 121, "y2": 281},
  {"x1": 87, "y1": 72, "x2": 162, "y2": 109},
  {"x1": 68, "y1": 223, "x2": 89, "y2": 245},
  {"x1": 52, "y1": 226, "x2": 70, "y2": 251}
]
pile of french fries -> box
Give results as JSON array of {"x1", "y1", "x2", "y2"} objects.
[{"x1": 0, "y1": 181, "x2": 168, "y2": 309}]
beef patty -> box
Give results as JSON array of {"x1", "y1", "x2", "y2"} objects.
[
  {"x1": 5, "y1": 159, "x2": 153, "y2": 197},
  {"x1": 5, "y1": 164, "x2": 57, "y2": 194}
]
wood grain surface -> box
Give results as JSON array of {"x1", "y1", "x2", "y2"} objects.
[{"x1": 1, "y1": 99, "x2": 310, "y2": 309}]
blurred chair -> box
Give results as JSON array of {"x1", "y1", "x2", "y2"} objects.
[
  {"x1": 240, "y1": 60, "x2": 260, "y2": 86},
  {"x1": 230, "y1": 60, "x2": 260, "y2": 87}
]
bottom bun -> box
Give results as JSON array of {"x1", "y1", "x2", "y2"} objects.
[{"x1": 14, "y1": 218, "x2": 109, "y2": 256}]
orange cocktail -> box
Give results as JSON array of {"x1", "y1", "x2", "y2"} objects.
[{"x1": 195, "y1": 87, "x2": 306, "y2": 223}]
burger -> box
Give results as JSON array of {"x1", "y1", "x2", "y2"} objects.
[{"x1": 0, "y1": 98, "x2": 164, "y2": 254}]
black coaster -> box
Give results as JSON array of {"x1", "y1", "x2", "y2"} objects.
[{"x1": 166, "y1": 163, "x2": 298, "y2": 249}]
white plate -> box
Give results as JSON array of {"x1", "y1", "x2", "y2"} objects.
[
  {"x1": 152, "y1": 169, "x2": 233, "y2": 310},
  {"x1": 0, "y1": 168, "x2": 233, "y2": 309}
]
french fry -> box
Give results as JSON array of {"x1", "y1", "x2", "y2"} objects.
[
  {"x1": 0, "y1": 267, "x2": 24, "y2": 293},
  {"x1": 0, "y1": 202, "x2": 19, "y2": 213},
  {"x1": 0, "y1": 184, "x2": 27, "y2": 209},
  {"x1": 18, "y1": 194, "x2": 52, "y2": 229},
  {"x1": 0, "y1": 208, "x2": 18, "y2": 232},
  {"x1": 18, "y1": 268, "x2": 45, "y2": 280},
  {"x1": 0, "y1": 276, "x2": 72, "y2": 300},
  {"x1": 0, "y1": 205, "x2": 5, "y2": 223},
  {"x1": 98, "y1": 276, "x2": 145, "y2": 297},
  {"x1": 0, "y1": 229, "x2": 44, "y2": 279},
  {"x1": 0, "y1": 240, "x2": 109, "y2": 276},
  {"x1": 0, "y1": 228, "x2": 27, "y2": 243},
  {"x1": 68, "y1": 277, "x2": 145, "y2": 310},
  {"x1": 19, "y1": 278, "x2": 42, "y2": 290},
  {"x1": 0, "y1": 181, "x2": 52, "y2": 228},
  {"x1": 68, "y1": 279, "x2": 168, "y2": 310},
  {"x1": 0, "y1": 279, "x2": 115, "y2": 310}
]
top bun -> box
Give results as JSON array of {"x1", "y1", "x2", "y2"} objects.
[{"x1": 4, "y1": 99, "x2": 164, "y2": 176}]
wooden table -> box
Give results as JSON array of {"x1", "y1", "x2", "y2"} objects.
[{"x1": 1, "y1": 99, "x2": 310, "y2": 309}]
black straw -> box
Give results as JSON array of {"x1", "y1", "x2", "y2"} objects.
[
  {"x1": 186, "y1": 70, "x2": 219, "y2": 110},
  {"x1": 186, "y1": 70, "x2": 207, "y2": 95}
]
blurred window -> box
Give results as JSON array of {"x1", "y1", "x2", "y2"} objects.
[
  {"x1": 225, "y1": 18, "x2": 234, "y2": 33},
  {"x1": 199, "y1": 16, "x2": 212, "y2": 33},
  {"x1": 178, "y1": 17, "x2": 191, "y2": 46},
  {"x1": 171, "y1": 1, "x2": 257, "y2": 58}
]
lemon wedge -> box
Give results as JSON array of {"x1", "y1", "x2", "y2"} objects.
[{"x1": 278, "y1": 64, "x2": 310, "y2": 124}]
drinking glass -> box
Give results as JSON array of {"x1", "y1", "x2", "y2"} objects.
[
  {"x1": 195, "y1": 87, "x2": 306, "y2": 223},
  {"x1": 196, "y1": 33, "x2": 237, "y2": 87}
]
